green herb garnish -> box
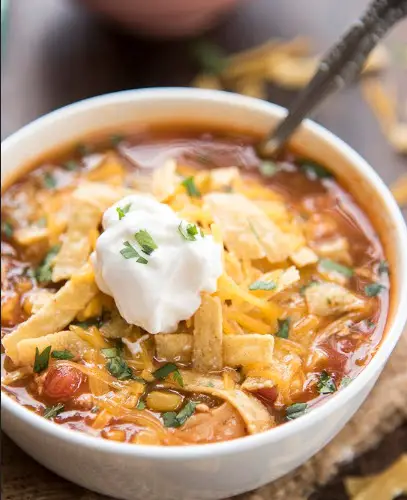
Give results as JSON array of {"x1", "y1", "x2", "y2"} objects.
[
  {"x1": 73, "y1": 318, "x2": 101, "y2": 329},
  {"x1": 51, "y1": 350, "x2": 74, "y2": 360},
  {"x1": 378, "y1": 260, "x2": 389, "y2": 275},
  {"x1": 299, "y1": 160, "x2": 333, "y2": 179},
  {"x1": 106, "y1": 356, "x2": 133, "y2": 381},
  {"x1": 317, "y1": 370, "x2": 336, "y2": 394},
  {"x1": 63, "y1": 160, "x2": 79, "y2": 171},
  {"x1": 178, "y1": 221, "x2": 201, "y2": 242},
  {"x1": 259, "y1": 160, "x2": 278, "y2": 177},
  {"x1": 340, "y1": 376, "x2": 352, "y2": 389},
  {"x1": 110, "y1": 134, "x2": 124, "y2": 146},
  {"x1": 43, "y1": 172, "x2": 57, "y2": 189},
  {"x1": 364, "y1": 283, "x2": 386, "y2": 297},
  {"x1": 319, "y1": 258, "x2": 354, "y2": 278},
  {"x1": 182, "y1": 176, "x2": 201, "y2": 198},
  {"x1": 120, "y1": 241, "x2": 148, "y2": 264},
  {"x1": 77, "y1": 143, "x2": 91, "y2": 156},
  {"x1": 116, "y1": 203, "x2": 131, "y2": 220},
  {"x1": 191, "y1": 40, "x2": 227, "y2": 75},
  {"x1": 153, "y1": 363, "x2": 183, "y2": 387},
  {"x1": 34, "y1": 346, "x2": 52, "y2": 373},
  {"x1": 1, "y1": 221, "x2": 13, "y2": 238},
  {"x1": 91, "y1": 406, "x2": 100, "y2": 414},
  {"x1": 365, "y1": 319, "x2": 376, "y2": 329},
  {"x1": 134, "y1": 230, "x2": 158, "y2": 255},
  {"x1": 136, "y1": 400, "x2": 146, "y2": 410},
  {"x1": 286, "y1": 402, "x2": 308, "y2": 421},
  {"x1": 276, "y1": 318, "x2": 290, "y2": 339},
  {"x1": 101, "y1": 347, "x2": 120, "y2": 359},
  {"x1": 249, "y1": 280, "x2": 277, "y2": 291},
  {"x1": 162, "y1": 401, "x2": 197, "y2": 428},
  {"x1": 35, "y1": 245, "x2": 60, "y2": 283},
  {"x1": 43, "y1": 403, "x2": 65, "y2": 420}
]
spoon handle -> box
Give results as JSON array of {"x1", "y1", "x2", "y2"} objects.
[{"x1": 261, "y1": 0, "x2": 407, "y2": 156}]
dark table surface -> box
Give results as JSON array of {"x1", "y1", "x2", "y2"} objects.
[{"x1": 1, "y1": 0, "x2": 407, "y2": 499}]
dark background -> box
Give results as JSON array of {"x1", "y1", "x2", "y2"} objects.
[{"x1": 1, "y1": 0, "x2": 406, "y2": 498}]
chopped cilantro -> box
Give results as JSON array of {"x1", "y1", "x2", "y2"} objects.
[
  {"x1": 259, "y1": 160, "x2": 278, "y2": 177},
  {"x1": 1, "y1": 221, "x2": 13, "y2": 238},
  {"x1": 190, "y1": 40, "x2": 227, "y2": 75},
  {"x1": 276, "y1": 318, "x2": 290, "y2": 339},
  {"x1": 101, "y1": 347, "x2": 120, "y2": 359},
  {"x1": 116, "y1": 203, "x2": 131, "y2": 220},
  {"x1": 34, "y1": 346, "x2": 51, "y2": 373},
  {"x1": 340, "y1": 376, "x2": 352, "y2": 389},
  {"x1": 378, "y1": 260, "x2": 389, "y2": 275},
  {"x1": 73, "y1": 318, "x2": 101, "y2": 329},
  {"x1": 162, "y1": 401, "x2": 197, "y2": 428},
  {"x1": 43, "y1": 172, "x2": 57, "y2": 189},
  {"x1": 286, "y1": 402, "x2": 308, "y2": 421},
  {"x1": 63, "y1": 160, "x2": 79, "y2": 171},
  {"x1": 77, "y1": 143, "x2": 91, "y2": 156},
  {"x1": 178, "y1": 221, "x2": 201, "y2": 242},
  {"x1": 106, "y1": 356, "x2": 133, "y2": 380},
  {"x1": 110, "y1": 134, "x2": 124, "y2": 146},
  {"x1": 136, "y1": 400, "x2": 146, "y2": 410},
  {"x1": 91, "y1": 406, "x2": 100, "y2": 413},
  {"x1": 249, "y1": 280, "x2": 277, "y2": 291},
  {"x1": 35, "y1": 245, "x2": 61, "y2": 283},
  {"x1": 365, "y1": 319, "x2": 376, "y2": 329},
  {"x1": 120, "y1": 241, "x2": 148, "y2": 264},
  {"x1": 182, "y1": 176, "x2": 201, "y2": 198},
  {"x1": 153, "y1": 363, "x2": 183, "y2": 387},
  {"x1": 51, "y1": 350, "x2": 74, "y2": 360},
  {"x1": 319, "y1": 258, "x2": 353, "y2": 278},
  {"x1": 134, "y1": 230, "x2": 158, "y2": 255},
  {"x1": 43, "y1": 403, "x2": 65, "y2": 419},
  {"x1": 317, "y1": 371, "x2": 336, "y2": 394},
  {"x1": 299, "y1": 160, "x2": 333, "y2": 179},
  {"x1": 364, "y1": 283, "x2": 386, "y2": 297}
]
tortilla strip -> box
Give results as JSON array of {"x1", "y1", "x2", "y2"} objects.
[
  {"x1": 305, "y1": 282, "x2": 366, "y2": 316},
  {"x1": 193, "y1": 295, "x2": 223, "y2": 372},
  {"x1": 23, "y1": 289, "x2": 55, "y2": 315},
  {"x1": 3, "y1": 263, "x2": 98, "y2": 364},
  {"x1": 223, "y1": 334, "x2": 274, "y2": 368},
  {"x1": 52, "y1": 183, "x2": 134, "y2": 281},
  {"x1": 241, "y1": 376, "x2": 275, "y2": 392},
  {"x1": 13, "y1": 227, "x2": 49, "y2": 246},
  {"x1": 152, "y1": 159, "x2": 179, "y2": 202},
  {"x1": 155, "y1": 334, "x2": 193, "y2": 363},
  {"x1": 16, "y1": 330, "x2": 92, "y2": 367},
  {"x1": 179, "y1": 370, "x2": 275, "y2": 434},
  {"x1": 289, "y1": 246, "x2": 319, "y2": 267},
  {"x1": 99, "y1": 308, "x2": 134, "y2": 339},
  {"x1": 210, "y1": 167, "x2": 241, "y2": 191}
]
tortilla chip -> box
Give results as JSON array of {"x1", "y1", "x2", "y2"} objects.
[
  {"x1": 23, "y1": 289, "x2": 54, "y2": 315},
  {"x1": 305, "y1": 282, "x2": 366, "y2": 316},
  {"x1": 223, "y1": 334, "x2": 274, "y2": 368},
  {"x1": 179, "y1": 370, "x2": 275, "y2": 434},
  {"x1": 16, "y1": 330, "x2": 91, "y2": 366},
  {"x1": 152, "y1": 159, "x2": 179, "y2": 202},
  {"x1": 13, "y1": 227, "x2": 49, "y2": 246},
  {"x1": 210, "y1": 167, "x2": 241, "y2": 191},
  {"x1": 86, "y1": 153, "x2": 125, "y2": 185},
  {"x1": 224, "y1": 251, "x2": 244, "y2": 284},
  {"x1": 3, "y1": 263, "x2": 98, "y2": 364},
  {"x1": 290, "y1": 246, "x2": 319, "y2": 267},
  {"x1": 241, "y1": 376, "x2": 275, "y2": 392},
  {"x1": 99, "y1": 309, "x2": 134, "y2": 339},
  {"x1": 193, "y1": 294, "x2": 223, "y2": 372},
  {"x1": 155, "y1": 334, "x2": 193, "y2": 364},
  {"x1": 267, "y1": 54, "x2": 317, "y2": 89},
  {"x1": 192, "y1": 74, "x2": 222, "y2": 90},
  {"x1": 311, "y1": 237, "x2": 352, "y2": 266}
]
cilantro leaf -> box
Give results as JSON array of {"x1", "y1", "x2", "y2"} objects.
[
  {"x1": 110, "y1": 134, "x2": 124, "y2": 146},
  {"x1": 378, "y1": 260, "x2": 389, "y2": 275},
  {"x1": 340, "y1": 376, "x2": 352, "y2": 389},
  {"x1": 1, "y1": 221, "x2": 13, "y2": 238},
  {"x1": 162, "y1": 401, "x2": 197, "y2": 428},
  {"x1": 51, "y1": 350, "x2": 74, "y2": 360},
  {"x1": 35, "y1": 245, "x2": 61, "y2": 283},
  {"x1": 364, "y1": 283, "x2": 386, "y2": 297},
  {"x1": 299, "y1": 160, "x2": 333, "y2": 179},
  {"x1": 43, "y1": 172, "x2": 57, "y2": 189},
  {"x1": 43, "y1": 403, "x2": 65, "y2": 419},
  {"x1": 259, "y1": 160, "x2": 278, "y2": 177},
  {"x1": 106, "y1": 357, "x2": 134, "y2": 380},
  {"x1": 120, "y1": 241, "x2": 148, "y2": 264},
  {"x1": 63, "y1": 160, "x2": 79, "y2": 171},
  {"x1": 34, "y1": 346, "x2": 52, "y2": 373},
  {"x1": 134, "y1": 230, "x2": 158, "y2": 255},
  {"x1": 276, "y1": 318, "x2": 290, "y2": 339},
  {"x1": 249, "y1": 280, "x2": 277, "y2": 291},
  {"x1": 173, "y1": 370, "x2": 184, "y2": 388},
  {"x1": 181, "y1": 176, "x2": 201, "y2": 198},
  {"x1": 153, "y1": 363, "x2": 179, "y2": 380},
  {"x1": 317, "y1": 371, "x2": 336, "y2": 394},
  {"x1": 116, "y1": 203, "x2": 131, "y2": 220},
  {"x1": 136, "y1": 400, "x2": 146, "y2": 410},
  {"x1": 286, "y1": 402, "x2": 308, "y2": 421},
  {"x1": 190, "y1": 40, "x2": 227, "y2": 75},
  {"x1": 101, "y1": 347, "x2": 120, "y2": 359},
  {"x1": 319, "y1": 258, "x2": 354, "y2": 278},
  {"x1": 178, "y1": 221, "x2": 201, "y2": 241}
]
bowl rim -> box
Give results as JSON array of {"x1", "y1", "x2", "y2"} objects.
[{"x1": 2, "y1": 87, "x2": 407, "y2": 460}]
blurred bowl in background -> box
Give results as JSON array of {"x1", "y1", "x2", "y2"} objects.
[{"x1": 79, "y1": 0, "x2": 242, "y2": 38}]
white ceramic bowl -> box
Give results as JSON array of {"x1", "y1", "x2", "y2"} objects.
[{"x1": 2, "y1": 88, "x2": 407, "y2": 500}]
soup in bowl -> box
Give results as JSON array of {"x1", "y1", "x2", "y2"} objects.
[{"x1": 2, "y1": 88, "x2": 407, "y2": 500}]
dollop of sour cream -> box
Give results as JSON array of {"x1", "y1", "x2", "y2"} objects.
[{"x1": 91, "y1": 195, "x2": 223, "y2": 334}]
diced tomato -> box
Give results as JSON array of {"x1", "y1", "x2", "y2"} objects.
[
  {"x1": 43, "y1": 364, "x2": 84, "y2": 401},
  {"x1": 255, "y1": 387, "x2": 278, "y2": 405}
]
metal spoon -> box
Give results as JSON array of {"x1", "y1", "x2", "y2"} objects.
[{"x1": 260, "y1": 0, "x2": 407, "y2": 157}]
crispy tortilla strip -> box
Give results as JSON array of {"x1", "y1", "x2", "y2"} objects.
[
  {"x1": 205, "y1": 193, "x2": 302, "y2": 263},
  {"x1": 312, "y1": 237, "x2": 352, "y2": 266},
  {"x1": 223, "y1": 334, "x2": 274, "y2": 368},
  {"x1": 268, "y1": 54, "x2": 318, "y2": 89},
  {"x1": 16, "y1": 330, "x2": 92, "y2": 367},
  {"x1": 210, "y1": 167, "x2": 241, "y2": 191},
  {"x1": 250, "y1": 266, "x2": 300, "y2": 296},
  {"x1": 152, "y1": 159, "x2": 179, "y2": 202},
  {"x1": 13, "y1": 227, "x2": 49, "y2": 246},
  {"x1": 193, "y1": 295, "x2": 223, "y2": 372},
  {"x1": 224, "y1": 251, "x2": 244, "y2": 283},
  {"x1": 289, "y1": 246, "x2": 319, "y2": 267},
  {"x1": 241, "y1": 376, "x2": 275, "y2": 392},
  {"x1": 99, "y1": 309, "x2": 134, "y2": 339},
  {"x1": 155, "y1": 334, "x2": 193, "y2": 363},
  {"x1": 52, "y1": 183, "x2": 133, "y2": 281},
  {"x1": 23, "y1": 289, "x2": 54, "y2": 315},
  {"x1": 179, "y1": 370, "x2": 275, "y2": 434},
  {"x1": 192, "y1": 74, "x2": 222, "y2": 90},
  {"x1": 3, "y1": 263, "x2": 98, "y2": 364},
  {"x1": 305, "y1": 282, "x2": 366, "y2": 316},
  {"x1": 86, "y1": 153, "x2": 125, "y2": 185}
]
